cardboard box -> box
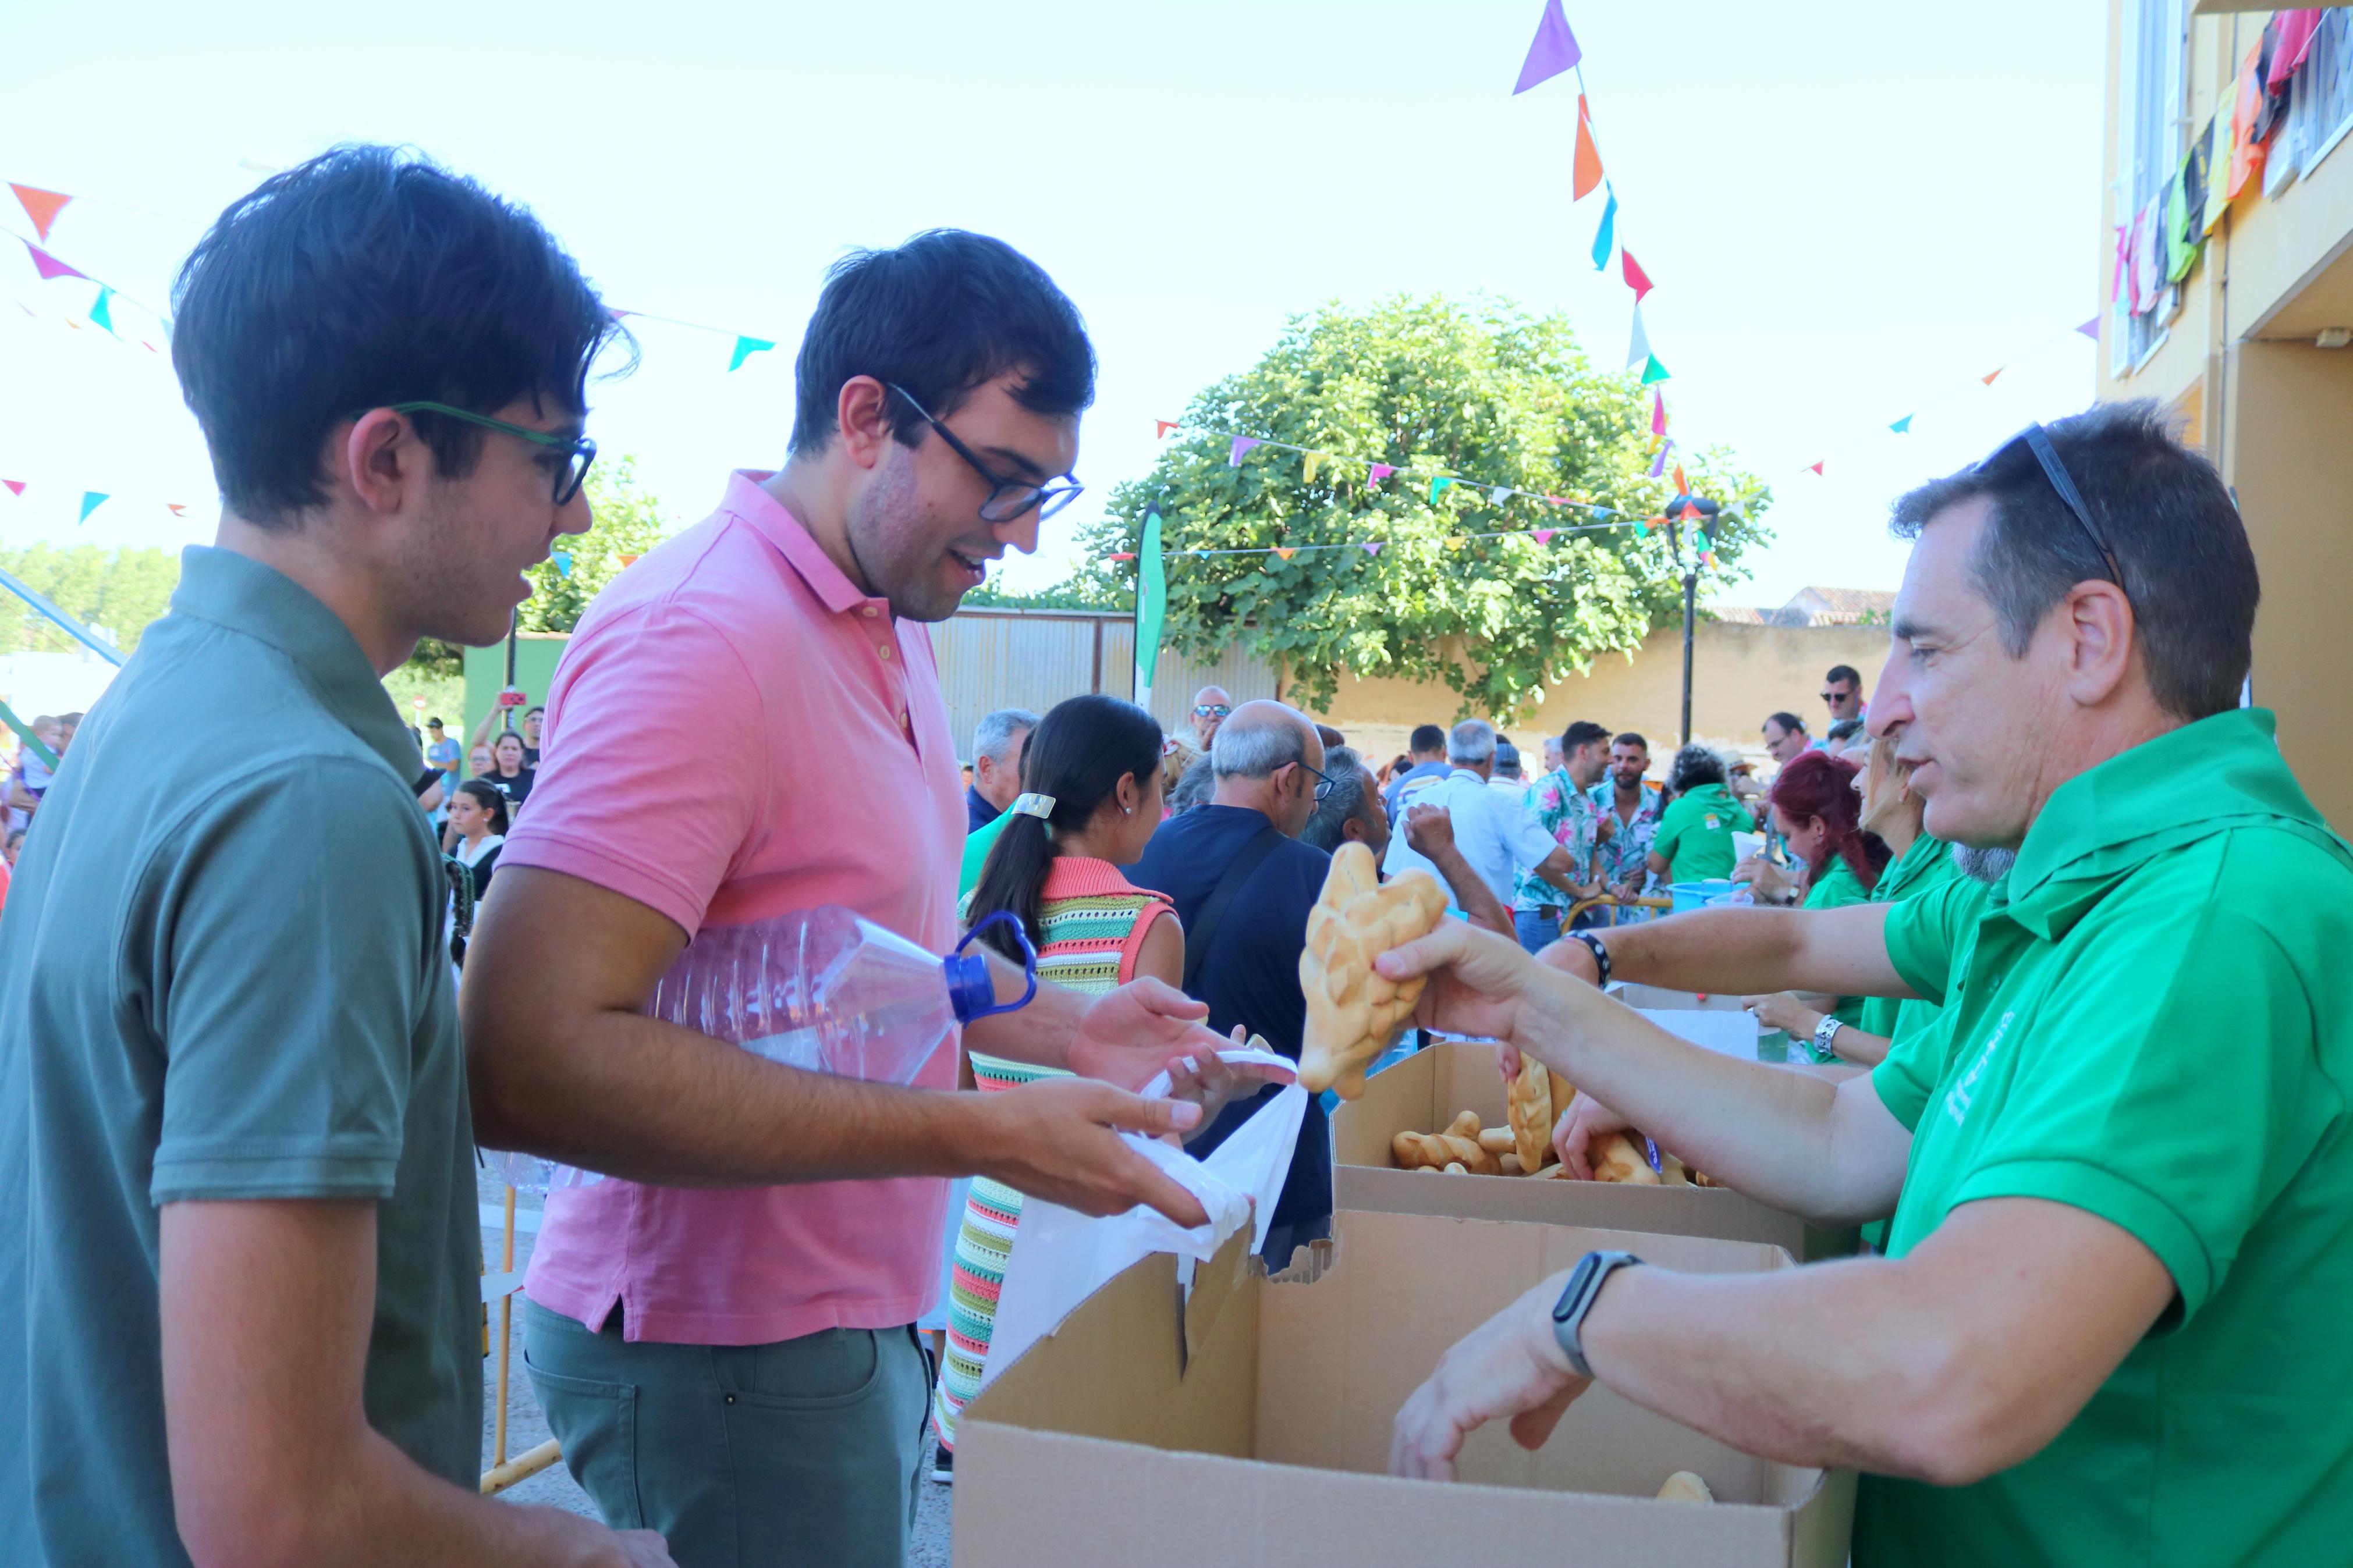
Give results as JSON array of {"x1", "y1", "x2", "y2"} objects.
[
  {"x1": 1330, "y1": 1039, "x2": 1857, "y2": 1262},
  {"x1": 956, "y1": 1209, "x2": 1854, "y2": 1567}
]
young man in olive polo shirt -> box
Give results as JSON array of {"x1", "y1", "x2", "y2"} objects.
[
  {"x1": 0, "y1": 150, "x2": 669, "y2": 1566},
  {"x1": 1382, "y1": 403, "x2": 2350, "y2": 1566}
]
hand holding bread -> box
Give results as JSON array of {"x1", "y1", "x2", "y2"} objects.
[{"x1": 1297, "y1": 844, "x2": 1450, "y2": 1100}]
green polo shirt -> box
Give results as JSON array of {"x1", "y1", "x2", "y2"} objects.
[
  {"x1": 1856, "y1": 709, "x2": 2353, "y2": 1566},
  {"x1": 1856, "y1": 834, "x2": 1961, "y2": 1041},
  {"x1": 0, "y1": 547, "x2": 480, "y2": 1566},
  {"x1": 1799, "y1": 855, "x2": 1874, "y2": 1038},
  {"x1": 961, "y1": 808, "x2": 1012, "y2": 899},
  {"x1": 1651, "y1": 781, "x2": 1749, "y2": 881}
]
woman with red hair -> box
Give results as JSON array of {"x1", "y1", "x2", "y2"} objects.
[{"x1": 1742, "y1": 751, "x2": 1889, "y2": 1060}]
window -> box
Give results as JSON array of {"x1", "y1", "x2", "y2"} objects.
[
  {"x1": 2115, "y1": 0, "x2": 2187, "y2": 376},
  {"x1": 2274, "y1": 10, "x2": 2353, "y2": 189}
]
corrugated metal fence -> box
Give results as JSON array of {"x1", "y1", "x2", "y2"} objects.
[{"x1": 929, "y1": 609, "x2": 1277, "y2": 760}]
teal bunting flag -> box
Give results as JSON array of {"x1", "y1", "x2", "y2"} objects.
[
  {"x1": 77, "y1": 490, "x2": 108, "y2": 524},
  {"x1": 1430, "y1": 476, "x2": 1454, "y2": 502},
  {"x1": 1590, "y1": 184, "x2": 1617, "y2": 271},
  {"x1": 551, "y1": 551, "x2": 573, "y2": 578},
  {"x1": 89, "y1": 286, "x2": 117, "y2": 337},
  {"x1": 1638, "y1": 354, "x2": 1670, "y2": 385},
  {"x1": 1889, "y1": 414, "x2": 1913, "y2": 433},
  {"x1": 1133, "y1": 510, "x2": 1166, "y2": 708},
  {"x1": 727, "y1": 335, "x2": 775, "y2": 372}
]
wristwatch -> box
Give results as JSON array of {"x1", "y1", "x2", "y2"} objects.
[
  {"x1": 1567, "y1": 930, "x2": 1612, "y2": 987},
  {"x1": 1812, "y1": 1015, "x2": 1846, "y2": 1061},
  {"x1": 1549, "y1": 1249, "x2": 1642, "y2": 1379}
]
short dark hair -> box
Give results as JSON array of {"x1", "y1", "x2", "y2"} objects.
[
  {"x1": 427, "y1": 716, "x2": 445, "y2": 728},
  {"x1": 1826, "y1": 716, "x2": 1866, "y2": 742},
  {"x1": 1408, "y1": 724, "x2": 1447, "y2": 755},
  {"x1": 1667, "y1": 744, "x2": 1727, "y2": 794},
  {"x1": 172, "y1": 145, "x2": 622, "y2": 527},
  {"x1": 524, "y1": 706, "x2": 544, "y2": 719},
  {"x1": 1301, "y1": 746, "x2": 1376, "y2": 853},
  {"x1": 1765, "y1": 710, "x2": 1806, "y2": 737},
  {"x1": 1613, "y1": 731, "x2": 1648, "y2": 752},
  {"x1": 1824, "y1": 665, "x2": 1861, "y2": 688},
  {"x1": 788, "y1": 229, "x2": 1095, "y2": 457},
  {"x1": 454, "y1": 778, "x2": 511, "y2": 835},
  {"x1": 1890, "y1": 400, "x2": 2258, "y2": 720},
  {"x1": 1561, "y1": 720, "x2": 1611, "y2": 753}
]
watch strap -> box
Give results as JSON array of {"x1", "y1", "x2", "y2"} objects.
[
  {"x1": 1550, "y1": 1249, "x2": 1642, "y2": 1380},
  {"x1": 1568, "y1": 930, "x2": 1612, "y2": 987}
]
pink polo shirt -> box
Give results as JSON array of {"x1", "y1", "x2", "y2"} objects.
[{"x1": 505, "y1": 472, "x2": 964, "y2": 1345}]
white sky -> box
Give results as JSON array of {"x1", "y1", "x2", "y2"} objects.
[{"x1": 1, "y1": 0, "x2": 2106, "y2": 613}]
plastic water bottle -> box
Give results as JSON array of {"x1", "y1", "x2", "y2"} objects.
[{"x1": 490, "y1": 908, "x2": 1035, "y2": 1195}]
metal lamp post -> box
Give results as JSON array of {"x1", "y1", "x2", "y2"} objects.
[{"x1": 1663, "y1": 493, "x2": 1720, "y2": 746}]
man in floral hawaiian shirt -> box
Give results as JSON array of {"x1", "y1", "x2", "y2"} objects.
[
  {"x1": 1591, "y1": 731, "x2": 1664, "y2": 926},
  {"x1": 1512, "y1": 720, "x2": 1614, "y2": 953}
]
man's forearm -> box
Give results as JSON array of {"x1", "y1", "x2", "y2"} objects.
[
  {"x1": 1600, "y1": 904, "x2": 1910, "y2": 998},
  {"x1": 1425, "y1": 842, "x2": 1514, "y2": 937}
]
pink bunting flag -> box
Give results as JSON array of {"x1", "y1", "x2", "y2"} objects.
[
  {"x1": 1155, "y1": 420, "x2": 1179, "y2": 439},
  {"x1": 1367, "y1": 463, "x2": 1396, "y2": 487},
  {"x1": 1511, "y1": 0, "x2": 1582, "y2": 95},
  {"x1": 10, "y1": 184, "x2": 70, "y2": 243},
  {"x1": 1807, "y1": 461, "x2": 1825, "y2": 476},
  {"x1": 1532, "y1": 529, "x2": 1555, "y2": 545},
  {"x1": 1, "y1": 479, "x2": 23, "y2": 497},
  {"x1": 1108, "y1": 551, "x2": 1137, "y2": 561},
  {"x1": 1228, "y1": 436, "x2": 1262, "y2": 467},
  {"x1": 1650, "y1": 389, "x2": 1666, "y2": 438},
  {"x1": 22, "y1": 240, "x2": 87, "y2": 282},
  {"x1": 607, "y1": 307, "x2": 634, "y2": 321},
  {"x1": 1621, "y1": 249, "x2": 1653, "y2": 303}
]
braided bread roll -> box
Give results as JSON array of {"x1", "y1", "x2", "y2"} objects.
[
  {"x1": 1506, "y1": 1054, "x2": 1555, "y2": 1172},
  {"x1": 1591, "y1": 1131, "x2": 1661, "y2": 1185},
  {"x1": 1297, "y1": 844, "x2": 1450, "y2": 1100}
]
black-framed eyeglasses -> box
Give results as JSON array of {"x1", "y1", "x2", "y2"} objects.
[
  {"x1": 1986, "y1": 423, "x2": 2128, "y2": 604},
  {"x1": 1298, "y1": 760, "x2": 1339, "y2": 802},
  {"x1": 1193, "y1": 703, "x2": 1232, "y2": 719},
  {"x1": 375, "y1": 401, "x2": 597, "y2": 506},
  {"x1": 885, "y1": 383, "x2": 1083, "y2": 524}
]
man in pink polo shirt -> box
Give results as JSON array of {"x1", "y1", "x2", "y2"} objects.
[{"x1": 464, "y1": 232, "x2": 1262, "y2": 1567}]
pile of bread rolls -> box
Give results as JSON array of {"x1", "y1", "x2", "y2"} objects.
[{"x1": 1390, "y1": 1055, "x2": 1720, "y2": 1186}]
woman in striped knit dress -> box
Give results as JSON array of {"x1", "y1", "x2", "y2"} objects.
[{"x1": 931, "y1": 694, "x2": 1184, "y2": 1477}]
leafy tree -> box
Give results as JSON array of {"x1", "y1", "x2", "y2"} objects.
[
  {"x1": 961, "y1": 575, "x2": 1126, "y2": 611},
  {"x1": 515, "y1": 456, "x2": 676, "y2": 634},
  {"x1": 1067, "y1": 296, "x2": 1771, "y2": 719},
  {"x1": 0, "y1": 544, "x2": 180, "y2": 656}
]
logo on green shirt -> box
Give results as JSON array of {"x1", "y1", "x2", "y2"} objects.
[{"x1": 1944, "y1": 1008, "x2": 2014, "y2": 1128}]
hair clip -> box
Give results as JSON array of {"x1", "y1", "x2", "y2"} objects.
[{"x1": 1010, "y1": 792, "x2": 1056, "y2": 819}]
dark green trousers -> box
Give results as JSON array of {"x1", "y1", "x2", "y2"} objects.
[{"x1": 522, "y1": 1297, "x2": 930, "y2": 1568}]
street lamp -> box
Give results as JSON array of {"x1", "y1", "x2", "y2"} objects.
[{"x1": 1663, "y1": 492, "x2": 1720, "y2": 747}]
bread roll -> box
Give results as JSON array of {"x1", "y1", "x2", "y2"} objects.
[
  {"x1": 1297, "y1": 844, "x2": 1450, "y2": 1100},
  {"x1": 1591, "y1": 1132, "x2": 1660, "y2": 1185},
  {"x1": 1658, "y1": 1471, "x2": 1713, "y2": 1503},
  {"x1": 1506, "y1": 1054, "x2": 1554, "y2": 1173}
]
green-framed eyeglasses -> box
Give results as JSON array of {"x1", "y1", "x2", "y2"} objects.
[{"x1": 375, "y1": 401, "x2": 598, "y2": 505}]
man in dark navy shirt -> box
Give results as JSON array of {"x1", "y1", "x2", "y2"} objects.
[
  {"x1": 1128, "y1": 701, "x2": 1333, "y2": 1267},
  {"x1": 965, "y1": 706, "x2": 1036, "y2": 832}
]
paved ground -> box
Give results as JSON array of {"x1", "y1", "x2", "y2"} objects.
[{"x1": 476, "y1": 1166, "x2": 954, "y2": 1565}]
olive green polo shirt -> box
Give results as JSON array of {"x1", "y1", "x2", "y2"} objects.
[
  {"x1": 1856, "y1": 709, "x2": 2353, "y2": 1566},
  {"x1": 0, "y1": 547, "x2": 480, "y2": 1566},
  {"x1": 1651, "y1": 781, "x2": 1748, "y2": 881}
]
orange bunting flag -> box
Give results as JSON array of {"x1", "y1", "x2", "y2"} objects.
[
  {"x1": 9, "y1": 184, "x2": 71, "y2": 243},
  {"x1": 1272, "y1": 547, "x2": 1297, "y2": 561},
  {"x1": 1109, "y1": 551, "x2": 1137, "y2": 561},
  {"x1": 1155, "y1": 419, "x2": 1179, "y2": 438},
  {"x1": 1671, "y1": 461, "x2": 1688, "y2": 495},
  {"x1": 1572, "y1": 97, "x2": 1605, "y2": 200},
  {"x1": 1981, "y1": 367, "x2": 2003, "y2": 385},
  {"x1": 166, "y1": 503, "x2": 186, "y2": 515}
]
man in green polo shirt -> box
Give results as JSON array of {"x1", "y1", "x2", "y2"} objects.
[
  {"x1": 1382, "y1": 402, "x2": 2350, "y2": 1566},
  {"x1": 0, "y1": 150, "x2": 669, "y2": 1566}
]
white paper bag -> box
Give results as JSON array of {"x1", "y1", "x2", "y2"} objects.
[{"x1": 982, "y1": 1050, "x2": 1304, "y2": 1391}]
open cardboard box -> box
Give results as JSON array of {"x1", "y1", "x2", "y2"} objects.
[
  {"x1": 954, "y1": 1208, "x2": 1854, "y2": 1567},
  {"x1": 1330, "y1": 1039, "x2": 1857, "y2": 1262}
]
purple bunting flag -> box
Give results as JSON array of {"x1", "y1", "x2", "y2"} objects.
[
  {"x1": 22, "y1": 240, "x2": 87, "y2": 282},
  {"x1": 1511, "y1": 0, "x2": 1582, "y2": 95},
  {"x1": 1229, "y1": 436, "x2": 1263, "y2": 467}
]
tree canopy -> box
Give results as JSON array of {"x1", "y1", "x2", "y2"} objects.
[
  {"x1": 0, "y1": 544, "x2": 179, "y2": 656},
  {"x1": 1067, "y1": 295, "x2": 1772, "y2": 718}
]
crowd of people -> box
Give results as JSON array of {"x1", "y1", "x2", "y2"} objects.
[{"x1": 0, "y1": 143, "x2": 2345, "y2": 1568}]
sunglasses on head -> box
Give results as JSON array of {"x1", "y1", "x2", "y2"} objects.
[{"x1": 1983, "y1": 422, "x2": 2131, "y2": 607}]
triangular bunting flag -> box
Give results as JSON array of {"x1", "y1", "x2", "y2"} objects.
[
  {"x1": 1301, "y1": 451, "x2": 1326, "y2": 484},
  {"x1": 2075, "y1": 315, "x2": 2101, "y2": 340},
  {"x1": 1367, "y1": 463, "x2": 1396, "y2": 487},
  {"x1": 1807, "y1": 461, "x2": 1825, "y2": 476},
  {"x1": 1, "y1": 480, "x2": 22, "y2": 497},
  {"x1": 606, "y1": 306, "x2": 634, "y2": 321},
  {"x1": 1980, "y1": 367, "x2": 2003, "y2": 385},
  {"x1": 1488, "y1": 485, "x2": 1511, "y2": 504},
  {"x1": 22, "y1": 240, "x2": 87, "y2": 282},
  {"x1": 1589, "y1": 184, "x2": 1617, "y2": 271},
  {"x1": 550, "y1": 551, "x2": 573, "y2": 577},
  {"x1": 1648, "y1": 439, "x2": 1672, "y2": 479},
  {"x1": 1511, "y1": 0, "x2": 1581, "y2": 95},
  {"x1": 165, "y1": 503, "x2": 186, "y2": 515},
  {"x1": 1155, "y1": 419, "x2": 1179, "y2": 439},
  {"x1": 617, "y1": 553, "x2": 641, "y2": 567},
  {"x1": 77, "y1": 491, "x2": 108, "y2": 524},
  {"x1": 1671, "y1": 462, "x2": 1688, "y2": 495},
  {"x1": 1650, "y1": 388, "x2": 1666, "y2": 438},
  {"x1": 89, "y1": 286, "x2": 117, "y2": 337},
  {"x1": 1621, "y1": 249, "x2": 1653, "y2": 303},
  {"x1": 1108, "y1": 551, "x2": 1138, "y2": 561},
  {"x1": 1639, "y1": 353, "x2": 1670, "y2": 385},
  {"x1": 1889, "y1": 414, "x2": 1913, "y2": 433},
  {"x1": 1362, "y1": 541, "x2": 1382, "y2": 556},
  {"x1": 727, "y1": 335, "x2": 775, "y2": 371},
  {"x1": 9, "y1": 184, "x2": 71, "y2": 243},
  {"x1": 1532, "y1": 529, "x2": 1555, "y2": 545},
  {"x1": 1228, "y1": 436, "x2": 1262, "y2": 467},
  {"x1": 1445, "y1": 536, "x2": 1467, "y2": 552},
  {"x1": 1430, "y1": 476, "x2": 1454, "y2": 501},
  {"x1": 1272, "y1": 547, "x2": 1297, "y2": 561},
  {"x1": 1625, "y1": 304, "x2": 1651, "y2": 372},
  {"x1": 1572, "y1": 96, "x2": 1605, "y2": 200}
]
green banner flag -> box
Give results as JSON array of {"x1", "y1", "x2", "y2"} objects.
[{"x1": 1133, "y1": 510, "x2": 1166, "y2": 709}]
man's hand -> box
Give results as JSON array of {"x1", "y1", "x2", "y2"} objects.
[
  {"x1": 1553, "y1": 1092, "x2": 1634, "y2": 1178},
  {"x1": 1391, "y1": 1275, "x2": 1590, "y2": 1481},
  {"x1": 968, "y1": 1078, "x2": 1211, "y2": 1225},
  {"x1": 1402, "y1": 801, "x2": 1457, "y2": 858},
  {"x1": 1377, "y1": 917, "x2": 1542, "y2": 1048},
  {"x1": 1744, "y1": 991, "x2": 1825, "y2": 1039},
  {"x1": 1063, "y1": 978, "x2": 1235, "y2": 1092},
  {"x1": 1159, "y1": 1026, "x2": 1297, "y2": 1142}
]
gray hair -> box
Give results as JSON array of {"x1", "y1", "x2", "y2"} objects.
[
  {"x1": 971, "y1": 707, "x2": 1038, "y2": 767},
  {"x1": 1300, "y1": 746, "x2": 1373, "y2": 852},
  {"x1": 1951, "y1": 843, "x2": 2019, "y2": 884},
  {"x1": 1446, "y1": 719, "x2": 1496, "y2": 766},
  {"x1": 1211, "y1": 712, "x2": 1309, "y2": 780}
]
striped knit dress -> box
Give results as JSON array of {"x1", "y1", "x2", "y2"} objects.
[{"x1": 931, "y1": 856, "x2": 1173, "y2": 1452}]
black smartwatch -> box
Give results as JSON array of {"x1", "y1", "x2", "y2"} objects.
[
  {"x1": 1550, "y1": 1249, "x2": 1642, "y2": 1379},
  {"x1": 1567, "y1": 930, "x2": 1612, "y2": 987}
]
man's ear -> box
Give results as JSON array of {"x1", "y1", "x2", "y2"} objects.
[
  {"x1": 343, "y1": 410, "x2": 414, "y2": 515},
  {"x1": 2060, "y1": 581, "x2": 2136, "y2": 707},
  {"x1": 833, "y1": 376, "x2": 896, "y2": 473}
]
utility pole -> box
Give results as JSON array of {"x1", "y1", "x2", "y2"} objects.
[{"x1": 1664, "y1": 493, "x2": 1720, "y2": 748}]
